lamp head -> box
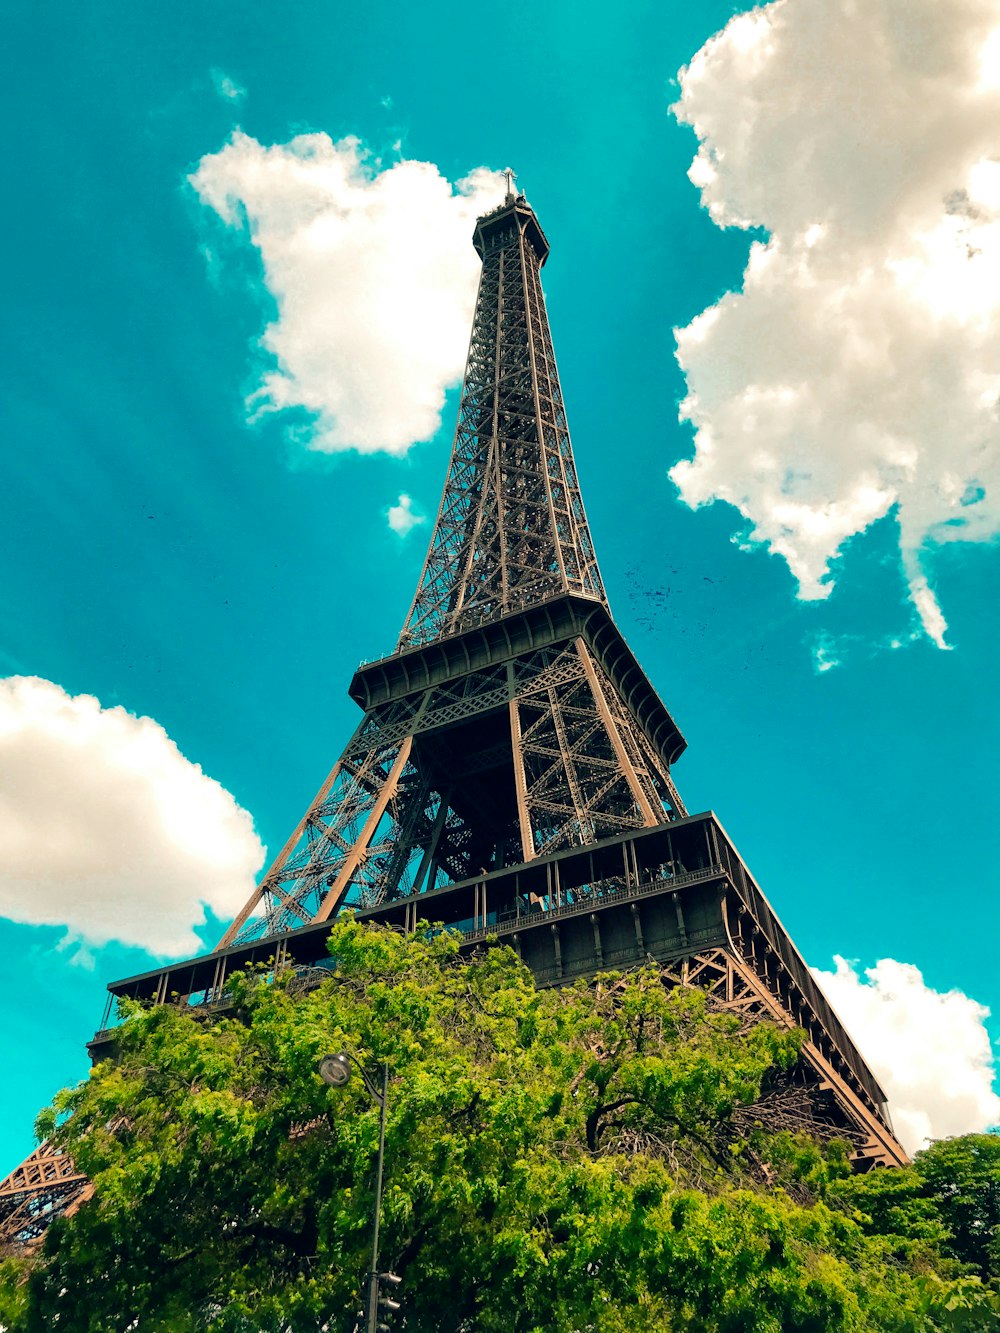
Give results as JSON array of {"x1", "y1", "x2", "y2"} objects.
[{"x1": 318, "y1": 1052, "x2": 352, "y2": 1088}]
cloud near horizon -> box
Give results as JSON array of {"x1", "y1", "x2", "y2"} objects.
[
  {"x1": 190, "y1": 134, "x2": 504, "y2": 455},
  {"x1": 671, "y1": 0, "x2": 1000, "y2": 647},
  {"x1": 813, "y1": 955, "x2": 1000, "y2": 1154},
  {"x1": 0, "y1": 677, "x2": 265, "y2": 957}
]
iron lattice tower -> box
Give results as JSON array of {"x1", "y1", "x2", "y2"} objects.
[
  {"x1": 216, "y1": 191, "x2": 686, "y2": 951},
  {"x1": 0, "y1": 187, "x2": 906, "y2": 1250}
]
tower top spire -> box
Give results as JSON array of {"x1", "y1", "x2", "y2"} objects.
[{"x1": 399, "y1": 182, "x2": 600, "y2": 646}]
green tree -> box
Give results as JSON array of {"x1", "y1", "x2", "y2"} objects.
[
  {"x1": 2, "y1": 920, "x2": 999, "y2": 1331},
  {"x1": 916, "y1": 1136, "x2": 1000, "y2": 1279},
  {"x1": 832, "y1": 1134, "x2": 1000, "y2": 1282}
]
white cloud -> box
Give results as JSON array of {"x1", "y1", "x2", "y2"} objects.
[
  {"x1": 386, "y1": 492, "x2": 425, "y2": 537},
  {"x1": 0, "y1": 677, "x2": 265, "y2": 957},
  {"x1": 190, "y1": 134, "x2": 504, "y2": 455},
  {"x1": 808, "y1": 624, "x2": 926, "y2": 673},
  {"x1": 813, "y1": 955, "x2": 1000, "y2": 1154},
  {"x1": 811, "y1": 633, "x2": 841, "y2": 674},
  {"x1": 671, "y1": 0, "x2": 1000, "y2": 647},
  {"x1": 210, "y1": 68, "x2": 246, "y2": 104}
]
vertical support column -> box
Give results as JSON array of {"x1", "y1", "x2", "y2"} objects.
[
  {"x1": 216, "y1": 749, "x2": 352, "y2": 949},
  {"x1": 630, "y1": 903, "x2": 645, "y2": 958},
  {"x1": 550, "y1": 923, "x2": 563, "y2": 979},
  {"x1": 672, "y1": 892, "x2": 689, "y2": 949},
  {"x1": 316, "y1": 738, "x2": 413, "y2": 920},
  {"x1": 413, "y1": 790, "x2": 451, "y2": 898},
  {"x1": 591, "y1": 913, "x2": 604, "y2": 969},
  {"x1": 576, "y1": 641, "x2": 659, "y2": 825},
  {"x1": 508, "y1": 662, "x2": 535, "y2": 862},
  {"x1": 545, "y1": 681, "x2": 590, "y2": 840},
  {"x1": 708, "y1": 818, "x2": 722, "y2": 870}
]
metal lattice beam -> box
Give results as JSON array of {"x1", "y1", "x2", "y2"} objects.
[
  {"x1": 220, "y1": 633, "x2": 684, "y2": 949},
  {"x1": 400, "y1": 196, "x2": 606, "y2": 648},
  {"x1": 0, "y1": 1141, "x2": 91, "y2": 1252}
]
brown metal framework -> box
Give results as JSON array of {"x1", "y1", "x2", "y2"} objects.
[
  {"x1": 400, "y1": 196, "x2": 605, "y2": 647},
  {"x1": 218, "y1": 623, "x2": 687, "y2": 949},
  {"x1": 89, "y1": 814, "x2": 906, "y2": 1169},
  {"x1": 0, "y1": 1141, "x2": 91, "y2": 1253},
  {"x1": 219, "y1": 194, "x2": 683, "y2": 950},
  {"x1": 0, "y1": 187, "x2": 908, "y2": 1252}
]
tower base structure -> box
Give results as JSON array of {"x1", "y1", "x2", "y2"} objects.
[
  {"x1": 0, "y1": 1142, "x2": 91, "y2": 1254},
  {"x1": 86, "y1": 811, "x2": 906, "y2": 1170}
]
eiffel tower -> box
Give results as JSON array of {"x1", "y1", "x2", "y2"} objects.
[{"x1": 0, "y1": 185, "x2": 907, "y2": 1250}]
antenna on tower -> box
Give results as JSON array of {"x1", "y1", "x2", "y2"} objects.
[{"x1": 504, "y1": 167, "x2": 516, "y2": 202}]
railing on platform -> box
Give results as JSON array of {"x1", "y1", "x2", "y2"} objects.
[
  {"x1": 461, "y1": 863, "x2": 724, "y2": 943},
  {"x1": 89, "y1": 864, "x2": 727, "y2": 1042}
]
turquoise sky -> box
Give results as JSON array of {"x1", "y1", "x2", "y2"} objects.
[{"x1": 2, "y1": 0, "x2": 998, "y2": 1172}]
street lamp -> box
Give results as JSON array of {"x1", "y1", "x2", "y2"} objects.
[
  {"x1": 317, "y1": 1052, "x2": 354, "y2": 1089},
  {"x1": 318, "y1": 1052, "x2": 399, "y2": 1333}
]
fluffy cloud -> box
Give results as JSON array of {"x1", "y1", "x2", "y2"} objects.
[
  {"x1": 814, "y1": 956, "x2": 1000, "y2": 1153},
  {"x1": 0, "y1": 677, "x2": 265, "y2": 957},
  {"x1": 386, "y1": 492, "x2": 425, "y2": 537},
  {"x1": 671, "y1": 0, "x2": 1000, "y2": 647},
  {"x1": 190, "y1": 134, "x2": 504, "y2": 454}
]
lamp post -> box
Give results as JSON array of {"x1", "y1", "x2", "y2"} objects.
[{"x1": 318, "y1": 1052, "x2": 397, "y2": 1333}]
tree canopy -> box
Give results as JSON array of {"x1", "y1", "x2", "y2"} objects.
[{"x1": 1, "y1": 920, "x2": 998, "y2": 1331}]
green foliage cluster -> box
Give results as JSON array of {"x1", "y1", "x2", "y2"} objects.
[{"x1": 1, "y1": 921, "x2": 999, "y2": 1331}]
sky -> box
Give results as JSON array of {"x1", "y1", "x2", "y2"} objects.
[{"x1": 2, "y1": 0, "x2": 998, "y2": 1171}]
